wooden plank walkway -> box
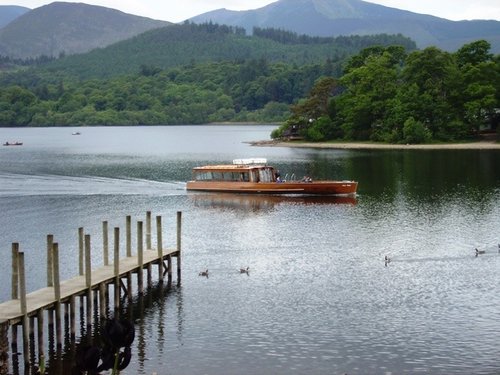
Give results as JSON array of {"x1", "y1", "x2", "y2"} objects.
[
  {"x1": 0, "y1": 248, "x2": 178, "y2": 325},
  {"x1": 0, "y1": 210, "x2": 183, "y2": 373}
]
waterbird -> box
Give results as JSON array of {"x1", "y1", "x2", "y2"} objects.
[
  {"x1": 384, "y1": 255, "x2": 391, "y2": 265},
  {"x1": 239, "y1": 267, "x2": 250, "y2": 274},
  {"x1": 199, "y1": 269, "x2": 209, "y2": 277},
  {"x1": 475, "y1": 248, "x2": 485, "y2": 256}
]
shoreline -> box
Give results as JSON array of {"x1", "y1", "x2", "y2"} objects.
[{"x1": 249, "y1": 140, "x2": 500, "y2": 150}]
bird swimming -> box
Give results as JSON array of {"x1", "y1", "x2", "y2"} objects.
[
  {"x1": 239, "y1": 267, "x2": 249, "y2": 274},
  {"x1": 199, "y1": 269, "x2": 209, "y2": 277},
  {"x1": 475, "y1": 248, "x2": 485, "y2": 256}
]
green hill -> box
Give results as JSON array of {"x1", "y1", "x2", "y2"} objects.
[{"x1": 36, "y1": 22, "x2": 416, "y2": 80}]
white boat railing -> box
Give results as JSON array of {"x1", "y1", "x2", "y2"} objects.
[{"x1": 233, "y1": 158, "x2": 267, "y2": 165}]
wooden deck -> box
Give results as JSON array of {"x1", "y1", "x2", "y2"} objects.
[
  {"x1": 0, "y1": 210, "x2": 183, "y2": 373},
  {"x1": 0, "y1": 248, "x2": 178, "y2": 326}
]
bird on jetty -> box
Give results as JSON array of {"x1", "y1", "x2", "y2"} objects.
[
  {"x1": 475, "y1": 248, "x2": 485, "y2": 256},
  {"x1": 239, "y1": 267, "x2": 250, "y2": 274},
  {"x1": 199, "y1": 269, "x2": 209, "y2": 277}
]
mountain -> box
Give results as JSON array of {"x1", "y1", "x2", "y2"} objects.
[
  {"x1": 0, "y1": 2, "x2": 170, "y2": 59},
  {"x1": 189, "y1": 0, "x2": 500, "y2": 53},
  {"x1": 0, "y1": 5, "x2": 30, "y2": 28}
]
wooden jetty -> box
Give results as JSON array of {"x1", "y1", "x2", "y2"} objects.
[{"x1": 0, "y1": 210, "x2": 182, "y2": 373}]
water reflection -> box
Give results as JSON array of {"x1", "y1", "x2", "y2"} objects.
[
  {"x1": 189, "y1": 193, "x2": 357, "y2": 211},
  {"x1": 37, "y1": 281, "x2": 184, "y2": 375}
]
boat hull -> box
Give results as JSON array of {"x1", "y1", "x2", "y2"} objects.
[{"x1": 186, "y1": 180, "x2": 358, "y2": 195}]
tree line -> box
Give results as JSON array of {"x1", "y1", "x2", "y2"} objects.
[
  {"x1": 273, "y1": 40, "x2": 500, "y2": 143},
  {"x1": 0, "y1": 59, "x2": 335, "y2": 126}
]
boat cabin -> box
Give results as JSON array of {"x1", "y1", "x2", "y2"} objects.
[{"x1": 192, "y1": 158, "x2": 277, "y2": 183}]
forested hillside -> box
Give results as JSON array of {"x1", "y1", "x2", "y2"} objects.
[
  {"x1": 16, "y1": 22, "x2": 415, "y2": 80},
  {"x1": 273, "y1": 40, "x2": 500, "y2": 143},
  {"x1": 0, "y1": 23, "x2": 418, "y2": 127},
  {"x1": 0, "y1": 59, "x2": 338, "y2": 126}
]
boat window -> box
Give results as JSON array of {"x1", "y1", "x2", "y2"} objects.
[
  {"x1": 258, "y1": 167, "x2": 275, "y2": 183},
  {"x1": 194, "y1": 172, "x2": 212, "y2": 180},
  {"x1": 251, "y1": 171, "x2": 259, "y2": 182},
  {"x1": 194, "y1": 171, "x2": 248, "y2": 181}
]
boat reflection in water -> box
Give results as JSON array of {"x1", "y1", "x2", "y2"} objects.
[{"x1": 189, "y1": 192, "x2": 357, "y2": 211}]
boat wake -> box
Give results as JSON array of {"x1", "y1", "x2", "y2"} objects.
[{"x1": 0, "y1": 173, "x2": 185, "y2": 197}]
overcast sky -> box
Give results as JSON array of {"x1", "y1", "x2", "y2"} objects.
[{"x1": 2, "y1": 0, "x2": 499, "y2": 23}]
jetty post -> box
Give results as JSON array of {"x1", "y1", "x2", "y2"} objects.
[
  {"x1": 1, "y1": 322, "x2": 9, "y2": 374},
  {"x1": 146, "y1": 211, "x2": 152, "y2": 250},
  {"x1": 113, "y1": 227, "x2": 120, "y2": 312},
  {"x1": 52, "y1": 243, "x2": 62, "y2": 349},
  {"x1": 11, "y1": 243, "x2": 19, "y2": 300},
  {"x1": 78, "y1": 228, "x2": 84, "y2": 276},
  {"x1": 177, "y1": 211, "x2": 182, "y2": 282},
  {"x1": 126, "y1": 215, "x2": 132, "y2": 257},
  {"x1": 103, "y1": 221, "x2": 109, "y2": 266},
  {"x1": 46, "y1": 235, "x2": 53, "y2": 287},
  {"x1": 18, "y1": 252, "x2": 29, "y2": 369},
  {"x1": 84, "y1": 234, "x2": 92, "y2": 330},
  {"x1": 156, "y1": 216, "x2": 164, "y2": 283},
  {"x1": 146, "y1": 212, "x2": 153, "y2": 287},
  {"x1": 10, "y1": 244, "x2": 19, "y2": 354},
  {"x1": 137, "y1": 221, "x2": 144, "y2": 295}
]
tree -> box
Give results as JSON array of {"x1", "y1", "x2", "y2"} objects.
[
  {"x1": 454, "y1": 41, "x2": 499, "y2": 134},
  {"x1": 455, "y1": 40, "x2": 493, "y2": 68},
  {"x1": 400, "y1": 47, "x2": 459, "y2": 140},
  {"x1": 337, "y1": 49, "x2": 400, "y2": 140}
]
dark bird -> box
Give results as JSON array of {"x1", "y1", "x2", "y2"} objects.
[
  {"x1": 199, "y1": 269, "x2": 209, "y2": 277},
  {"x1": 239, "y1": 267, "x2": 249, "y2": 274},
  {"x1": 475, "y1": 248, "x2": 485, "y2": 256}
]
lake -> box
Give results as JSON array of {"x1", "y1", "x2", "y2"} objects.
[{"x1": 0, "y1": 125, "x2": 499, "y2": 375}]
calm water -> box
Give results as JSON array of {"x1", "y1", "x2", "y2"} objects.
[{"x1": 0, "y1": 126, "x2": 499, "y2": 375}]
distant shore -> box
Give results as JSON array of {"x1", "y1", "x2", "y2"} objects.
[{"x1": 249, "y1": 139, "x2": 500, "y2": 150}]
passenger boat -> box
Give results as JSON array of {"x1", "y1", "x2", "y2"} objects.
[
  {"x1": 186, "y1": 158, "x2": 358, "y2": 195},
  {"x1": 3, "y1": 141, "x2": 23, "y2": 146}
]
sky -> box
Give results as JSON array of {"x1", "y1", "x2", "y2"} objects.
[{"x1": 2, "y1": 0, "x2": 499, "y2": 23}]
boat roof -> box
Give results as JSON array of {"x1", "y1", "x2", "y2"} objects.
[
  {"x1": 193, "y1": 164, "x2": 273, "y2": 171},
  {"x1": 193, "y1": 158, "x2": 271, "y2": 171}
]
